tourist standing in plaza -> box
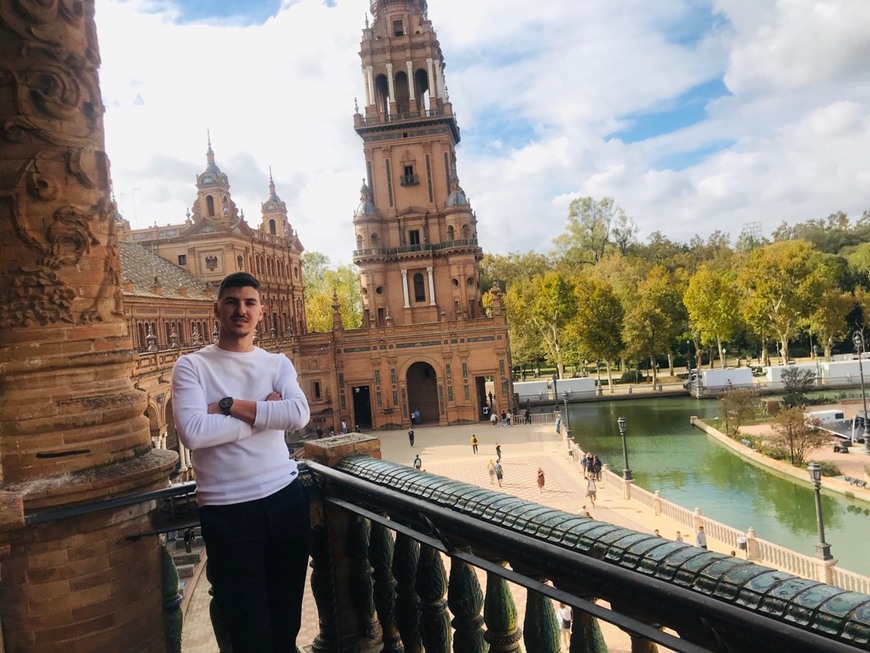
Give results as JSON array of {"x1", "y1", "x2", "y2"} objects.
[
  {"x1": 172, "y1": 272, "x2": 311, "y2": 653},
  {"x1": 537, "y1": 467, "x2": 546, "y2": 492},
  {"x1": 696, "y1": 526, "x2": 707, "y2": 549},
  {"x1": 413, "y1": 454, "x2": 422, "y2": 470},
  {"x1": 495, "y1": 442, "x2": 502, "y2": 462},
  {"x1": 491, "y1": 411, "x2": 498, "y2": 427},
  {"x1": 408, "y1": 428, "x2": 415, "y2": 446},
  {"x1": 558, "y1": 603, "x2": 573, "y2": 647},
  {"x1": 495, "y1": 461, "x2": 504, "y2": 487},
  {"x1": 471, "y1": 433, "x2": 479, "y2": 454},
  {"x1": 585, "y1": 475, "x2": 597, "y2": 506},
  {"x1": 487, "y1": 459, "x2": 496, "y2": 484}
]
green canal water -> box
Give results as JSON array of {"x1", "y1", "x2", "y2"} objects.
[{"x1": 559, "y1": 397, "x2": 870, "y2": 575}]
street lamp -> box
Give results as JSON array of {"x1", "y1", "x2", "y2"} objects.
[
  {"x1": 807, "y1": 462, "x2": 833, "y2": 561},
  {"x1": 616, "y1": 416, "x2": 633, "y2": 481},
  {"x1": 852, "y1": 331, "x2": 870, "y2": 453},
  {"x1": 562, "y1": 391, "x2": 571, "y2": 438}
]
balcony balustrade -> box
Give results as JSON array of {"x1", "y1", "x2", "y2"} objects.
[
  {"x1": 24, "y1": 436, "x2": 870, "y2": 653},
  {"x1": 353, "y1": 239, "x2": 480, "y2": 259}
]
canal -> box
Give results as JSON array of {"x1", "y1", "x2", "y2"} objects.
[{"x1": 560, "y1": 397, "x2": 870, "y2": 575}]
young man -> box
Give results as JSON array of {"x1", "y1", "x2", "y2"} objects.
[{"x1": 172, "y1": 272, "x2": 311, "y2": 653}]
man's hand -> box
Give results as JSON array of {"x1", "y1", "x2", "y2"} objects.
[
  {"x1": 265, "y1": 391, "x2": 282, "y2": 401},
  {"x1": 207, "y1": 402, "x2": 222, "y2": 414}
]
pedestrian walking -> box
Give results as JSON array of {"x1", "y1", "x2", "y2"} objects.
[
  {"x1": 585, "y1": 475, "x2": 597, "y2": 506},
  {"x1": 413, "y1": 454, "x2": 422, "y2": 470},
  {"x1": 695, "y1": 526, "x2": 707, "y2": 549},
  {"x1": 506, "y1": 410, "x2": 512, "y2": 427},
  {"x1": 495, "y1": 461, "x2": 504, "y2": 487},
  {"x1": 408, "y1": 429, "x2": 415, "y2": 446},
  {"x1": 471, "y1": 434, "x2": 479, "y2": 454},
  {"x1": 675, "y1": 531, "x2": 684, "y2": 542},
  {"x1": 583, "y1": 452, "x2": 594, "y2": 476},
  {"x1": 500, "y1": 410, "x2": 507, "y2": 427},
  {"x1": 558, "y1": 603, "x2": 573, "y2": 648},
  {"x1": 495, "y1": 442, "x2": 502, "y2": 462},
  {"x1": 523, "y1": 408, "x2": 531, "y2": 424},
  {"x1": 536, "y1": 467, "x2": 545, "y2": 492},
  {"x1": 592, "y1": 454, "x2": 602, "y2": 480},
  {"x1": 341, "y1": 419, "x2": 348, "y2": 434},
  {"x1": 487, "y1": 459, "x2": 496, "y2": 484},
  {"x1": 490, "y1": 412, "x2": 498, "y2": 427}
]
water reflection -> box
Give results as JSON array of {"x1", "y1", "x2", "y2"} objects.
[{"x1": 563, "y1": 397, "x2": 870, "y2": 574}]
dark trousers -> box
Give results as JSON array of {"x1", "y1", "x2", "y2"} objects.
[{"x1": 200, "y1": 479, "x2": 310, "y2": 653}]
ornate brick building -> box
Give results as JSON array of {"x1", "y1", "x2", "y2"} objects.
[
  {"x1": 0, "y1": 2, "x2": 510, "y2": 646},
  {"x1": 119, "y1": 0, "x2": 513, "y2": 437}
]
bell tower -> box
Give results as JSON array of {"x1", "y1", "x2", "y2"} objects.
[
  {"x1": 353, "y1": 0, "x2": 483, "y2": 328},
  {"x1": 190, "y1": 133, "x2": 240, "y2": 224}
]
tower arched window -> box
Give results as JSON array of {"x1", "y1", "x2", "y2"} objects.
[
  {"x1": 375, "y1": 74, "x2": 390, "y2": 116},
  {"x1": 447, "y1": 225, "x2": 455, "y2": 241},
  {"x1": 461, "y1": 223, "x2": 470, "y2": 239},
  {"x1": 206, "y1": 195, "x2": 215, "y2": 217},
  {"x1": 371, "y1": 233, "x2": 379, "y2": 247},
  {"x1": 356, "y1": 234, "x2": 363, "y2": 249},
  {"x1": 414, "y1": 69, "x2": 430, "y2": 109},
  {"x1": 269, "y1": 219, "x2": 277, "y2": 235},
  {"x1": 413, "y1": 273, "x2": 425, "y2": 303},
  {"x1": 395, "y1": 71, "x2": 410, "y2": 113}
]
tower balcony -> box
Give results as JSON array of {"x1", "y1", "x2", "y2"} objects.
[{"x1": 353, "y1": 238, "x2": 480, "y2": 262}]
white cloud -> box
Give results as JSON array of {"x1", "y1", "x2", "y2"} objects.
[{"x1": 96, "y1": 0, "x2": 870, "y2": 265}]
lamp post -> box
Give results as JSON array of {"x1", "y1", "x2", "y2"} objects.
[
  {"x1": 807, "y1": 462, "x2": 833, "y2": 561},
  {"x1": 616, "y1": 416, "x2": 633, "y2": 480},
  {"x1": 852, "y1": 331, "x2": 870, "y2": 453},
  {"x1": 812, "y1": 344, "x2": 821, "y2": 383},
  {"x1": 562, "y1": 391, "x2": 571, "y2": 438}
]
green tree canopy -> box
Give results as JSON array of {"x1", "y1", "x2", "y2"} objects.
[
  {"x1": 303, "y1": 252, "x2": 362, "y2": 332},
  {"x1": 684, "y1": 265, "x2": 740, "y2": 367},
  {"x1": 553, "y1": 197, "x2": 635, "y2": 267},
  {"x1": 504, "y1": 271, "x2": 577, "y2": 378},
  {"x1": 736, "y1": 240, "x2": 826, "y2": 362}
]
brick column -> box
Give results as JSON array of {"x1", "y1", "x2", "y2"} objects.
[{"x1": 0, "y1": 3, "x2": 176, "y2": 650}]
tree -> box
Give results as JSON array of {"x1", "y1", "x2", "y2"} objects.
[
  {"x1": 553, "y1": 197, "x2": 630, "y2": 267},
  {"x1": 780, "y1": 367, "x2": 817, "y2": 407},
  {"x1": 569, "y1": 276, "x2": 624, "y2": 391},
  {"x1": 719, "y1": 388, "x2": 759, "y2": 436},
  {"x1": 684, "y1": 265, "x2": 740, "y2": 368},
  {"x1": 621, "y1": 266, "x2": 683, "y2": 385},
  {"x1": 736, "y1": 240, "x2": 826, "y2": 363},
  {"x1": 770, "y1": 407, "x2": 828, "y2": 466},
  {"x1": 504, "y1": 271, "x2": 577, "y2": 378},
  {"x1": 303, "y1": 252, "x2": 362, "y2": 332}
]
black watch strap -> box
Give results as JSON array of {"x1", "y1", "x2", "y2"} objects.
[{"x1": 219, "y1": 396, "x2": 233, "y2": 415}]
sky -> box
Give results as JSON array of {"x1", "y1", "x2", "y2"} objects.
[{"x1": 96, "y1": 0, "x2": 870, "y2": 264}]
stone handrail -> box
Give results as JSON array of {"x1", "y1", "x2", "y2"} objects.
[{"x1": 301, "y1": 433, "x2": 870, "y2": 652}]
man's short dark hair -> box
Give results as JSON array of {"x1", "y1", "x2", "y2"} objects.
[{"x1": 218, "y1": 272, "x2": 260, "y2": 298}]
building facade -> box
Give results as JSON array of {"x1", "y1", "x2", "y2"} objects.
[{"x1": 121, "y1": 0, "x2": 513, "y2": 436}]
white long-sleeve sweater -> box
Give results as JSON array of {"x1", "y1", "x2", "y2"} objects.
[{"x1": 171, "y1": 345, "x2": 311, "y2": 506}]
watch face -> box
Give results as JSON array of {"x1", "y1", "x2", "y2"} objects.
[{"x1": 219, "y1": 397, "x2": 233, "y2": 413}]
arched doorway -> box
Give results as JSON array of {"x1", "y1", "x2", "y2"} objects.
[{"x1": 406, "y1": 361, "x2": 438, "y2": 424}]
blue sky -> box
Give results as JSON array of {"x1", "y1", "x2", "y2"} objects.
[{"x1": 96, "y1": 0, "x2": 870, "y2": 261}]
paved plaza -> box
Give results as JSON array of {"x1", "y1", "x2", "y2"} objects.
[{"x1": 179, "y1": 420, "x2": 745, "y2": 652}]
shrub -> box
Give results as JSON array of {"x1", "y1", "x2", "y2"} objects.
[
  {"x1": 819, "y1": 461, "x2": 841, "y2": 477},
  {"x1": 619, "y1": 370, "x2": 645, "y2": 384}
]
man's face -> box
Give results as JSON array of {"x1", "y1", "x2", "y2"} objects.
[{"x1": 215, "y1": 285, "x2": 264, "y2": 340}]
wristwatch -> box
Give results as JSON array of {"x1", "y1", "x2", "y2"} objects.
[{"x1": 218, "y1": 396, "x2": 234, "y2": 416}]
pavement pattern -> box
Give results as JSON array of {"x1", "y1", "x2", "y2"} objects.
[{"x1": 180, "y1": 420, "x2": 747, "y2": 652}]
